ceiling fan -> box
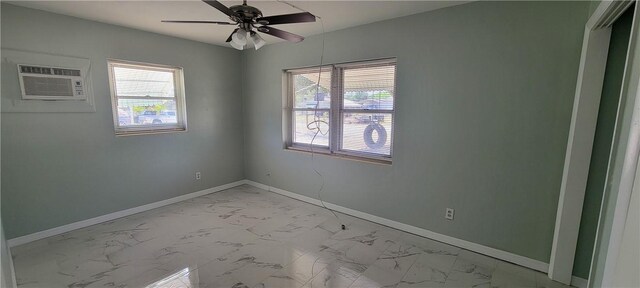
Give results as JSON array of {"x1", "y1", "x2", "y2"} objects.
[{"x1": 162, "y1": 0, "x2": 316, "y2": 50}]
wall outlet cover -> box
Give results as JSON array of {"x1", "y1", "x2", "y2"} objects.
[{"x1": 446, "y1": 208, "x2": 455, "y2": 220}]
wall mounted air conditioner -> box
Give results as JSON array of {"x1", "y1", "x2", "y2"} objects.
[{"x1": 17, "y1": 64, "x2": 86, "y2": 100}]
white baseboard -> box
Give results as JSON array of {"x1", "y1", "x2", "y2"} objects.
[
  {"x1": 7, "y1": 180, "x2": 247, "y2": 247},
  {"x1": 571, "y1": 276, "x2": 588, "y2": 288},
  {"x1": 246, "y1": 180, "x2": 550, "y2": 273},
  {"x1": 8, "y1": 238, "x2": 17, "y2": 288}
]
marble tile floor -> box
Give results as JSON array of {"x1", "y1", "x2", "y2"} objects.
[{"x1": 12, "y1": 185, "x2": 572, "y2": 288}]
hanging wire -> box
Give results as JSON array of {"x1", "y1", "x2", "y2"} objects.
[
  {"x1": 276, "y1": 0, "x2": 344, "y2": 229},
  {"x1": 274, "y1": 2, "x2": 350, "y2": 284}
]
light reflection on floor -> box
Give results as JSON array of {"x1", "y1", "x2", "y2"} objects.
[{"x1": 146, "y1": 268, "x2": 197, "y2": 288}]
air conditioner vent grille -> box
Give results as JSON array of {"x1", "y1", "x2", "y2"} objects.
[
  {"x1": 22, "y1": 76, "x2": 74, "y2": 97},
  {"x1": 20, "y1": 65, "x2": 81, "y2": 77},
  {"x1": 17, "y1": 64, "x2": 85, "y2": 100},
  {"x1": 53, "y1": 68, "x2": 81, "y2": 76}
]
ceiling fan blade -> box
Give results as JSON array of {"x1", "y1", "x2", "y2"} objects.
[
  {"x1": 162, "y1": 20, "x2": 235, "y2": 25},
  {"x1": 226, "y1": 28, "x2": 239, "y2": 43},
  {"x1": 203, "y1": 0, "x2": 235, "y2": 17},
  {"x1": 256, "y1": 12, "x2": 316, "y2": 25},
  {"x1": 258, "y1": 26, "x2": 304, "y2": 43}
]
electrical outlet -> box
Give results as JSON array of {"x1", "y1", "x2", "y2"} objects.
[
  {"x1": 445, "y1": 208, "x2": 455, "y2": 220},
  {"x1": 266, "y1": 171, "x2": 271, "y2": 177},
  {"x1": 195, "y1": 172, "x2": 201, "y2": 180}
]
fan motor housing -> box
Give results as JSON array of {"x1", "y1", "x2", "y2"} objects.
[{"x1": 229, "y1": 5, "x2": 263, "y2": 22}]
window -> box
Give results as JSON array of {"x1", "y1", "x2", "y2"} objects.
[
  {"x1": 108, "y1": 60, "x2": 187, "y2": 135},
  {"x1": 285, "y1": 59, "x2": 396, "y2": 162}
]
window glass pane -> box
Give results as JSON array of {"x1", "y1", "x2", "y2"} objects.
[
  {"x1": 342, "y1": 113, "x2": 393, "y2": 156},
  {"x1": 293, "y1": 71, "x2": 331, "y2": 109},
  {"x1": 294, "y1": 110, "x2": 329, "y2": 146},
  {"x1": 114, "y1": 66, "x2": 175, "y2": 98},
  {"x1": 343, "y1": 65, "x2": 395, "y2": 110},
  {"x1": 117, "y1": 99, "x2": 178, "y2": 126}
]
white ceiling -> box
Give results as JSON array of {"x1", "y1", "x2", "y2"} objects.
[{"x1": 8, "y1": 1, "x2": 468, "y2": 47}]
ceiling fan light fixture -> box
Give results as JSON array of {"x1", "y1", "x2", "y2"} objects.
[
  {"x1": 231, "y1": 28, "x2": 247, "y2": 46},
  {"x1": 229, "y1": 40, "x2": 244, "y2": 50},
  {"x1": 250, "y1": 32, "x2": 266, "y2": 50}
]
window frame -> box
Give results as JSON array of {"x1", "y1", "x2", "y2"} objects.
[
  {"x1": 107, "y1": 59, "x2": 188, "y2": 136},
  {"x1": 287, "y1": 66, "x2": 333, "y2": 149},
  {"x1": 285, "y1": 58, "x2": 396, "y2": 163}
]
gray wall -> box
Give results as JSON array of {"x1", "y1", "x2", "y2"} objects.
[
  {"x1": 243, "y1": 1, "x2": 589, "y2": 264},
  {"x1": 0, "y1": 4, "x2": 245, "y2": 239},
  {"x1": 1, "y1": 55, "x2": 15, "y2": 286}
]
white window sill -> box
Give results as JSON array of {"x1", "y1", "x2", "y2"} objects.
[
  {"x1": 285, "y1": 145, "x2": 392, "y2": 165},
  {"x1": 115, "y1": 127, "x2": 187, "y2": 137}
]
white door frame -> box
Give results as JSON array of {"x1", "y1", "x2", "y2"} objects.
[
  {"x1": 591, "y1": 2, "x2": 640, "y2": 286},
  {"x1": 549, "y1": 0, "x2": 635, "y2": 285}
]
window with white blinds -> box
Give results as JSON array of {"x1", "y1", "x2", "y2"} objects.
[
  {"x1": 285, "y1": 59, "x2": 396, "y2": 162},
  {"x1": 108, "y1": 60, "x2": 187, "y2": 136}
]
